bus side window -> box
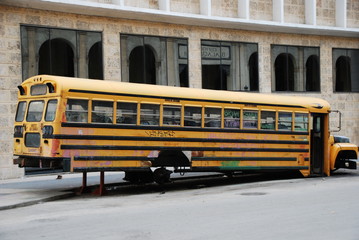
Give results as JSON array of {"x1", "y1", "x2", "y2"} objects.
[
  {"x1": 184, "y1": 106, "x2": 202, "y2": 127},
  {"x1": 66, "y1": 99, "x2": 88, "y2": 123},
  {"x1": 243, "y1": 110, "x2": 258, "y2": 129},
  {"x1": 278, "y1": 112, "x2": 292, "y2": 131},
  {"x1": 117, "y1": 102, "x2": 137, "y2": 125},
  {"x1": 140, "y1": 104, "x2": 160, "y2": 126},
  {"x1": 261, "y1": 111, "x2": 276, "y2": 130},
  {"x1": 205, "y1": 108, "x2": 221, "y2": 128},
  {"x1": 92, "y1": 101, "x2": 113, "y2": 123},
  {"x1": 163, "y1": 105, "x2": 181, "y2": 126},
  {"x1": 295, "y1": 113, "x2": 308, "y2": 132},
  {"x1": 224, "y1": 109, "x2": 240, "y2": 129}
]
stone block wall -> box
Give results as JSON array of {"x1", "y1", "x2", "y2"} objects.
[
  {"x1": 284, "y1": 0, "x2": 305, "y2": 24},
  {"x1": 170, "y1": 0, "x2": 200, "y2": 14},
  {"x1": 347, "y1": 0, "x2": 359, "y2": 28},
  {"x1": 250, "y1": 0, "x2": 273, "y2": 21},
  {"x1": 316, "y1": 0, "x2": 336, "y2": 26}
]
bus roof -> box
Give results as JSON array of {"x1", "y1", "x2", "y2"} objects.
[{"x1": 22, "y1": 75, "x2": 330, "y2": 113}]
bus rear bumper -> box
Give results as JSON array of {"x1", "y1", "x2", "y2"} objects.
[{"x1": 13, "y1": 156, "x2": 69, "y2": 171}]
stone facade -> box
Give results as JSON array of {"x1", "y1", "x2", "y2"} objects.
[{"x1": 0, "y1": 1, "x2": 358, "y2": 179}]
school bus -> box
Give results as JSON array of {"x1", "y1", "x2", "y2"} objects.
[{"x1": 13, "y1": 75, "x2": 358, "y2": 184}]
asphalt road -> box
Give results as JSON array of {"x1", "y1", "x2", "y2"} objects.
[{"x1": 1, "y1": 169, "x2": 359, "y2": 240}]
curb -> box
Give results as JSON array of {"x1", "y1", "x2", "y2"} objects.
[{"x1": 0, "y1": 192, "x2": 76, "y2": 211}]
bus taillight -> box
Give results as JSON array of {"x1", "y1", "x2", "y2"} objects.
[
  {"x1": 14, "y1": 126, "x2": 24, "y2": 138},
  {"x1": 42, "y1": 125, "x2": 54, "y2": 136}
]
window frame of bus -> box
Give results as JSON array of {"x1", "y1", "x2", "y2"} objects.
[
  {"x1": 26, "y1": 100, "x2": 45, "y2": 122},
  {"x1": 278, "y1": 111, "x2": 293, "y2": 131},
  {"x1": 224, "y1": 108, "x2": 240, "y2": 129},
  {"x1": 204, "y1": 106, "x2": 222, "y2": 128},
  {"x1": 242, "y1": 109, "x2": 259, "y2": 129},
  {"x1": 91, "y1": 100, "x2": 114, "y2": 124},
  {"x1": 116, "y1": 101, "x2": 138, "y2": 125},
  {"x1": 260, "y1": 110, "x2": 276, "y2": 130},
  {"x1": 184, "y1": 105, "x2": 202, "y2": 128},
  {"x1": 163, "y1": 104, "x2": 182, "y2": 127},
  {"x1": 65, "y1": 99, "x2": 89, "y2": 123},
  {"x1": 45, "y1": 99, "x2": 58, "y2": 122},
  {"x1": 15, "y1": 101, "x2": 27, "y2": 122},
  {"x1": 294, "y1": 112, "x2": 309, "y2": 132},
  {"x1": 140, "y1": 102, "x2": 160, "y2": 126}
]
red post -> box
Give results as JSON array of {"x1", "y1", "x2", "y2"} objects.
[{"x1": 92, "y1": 171, "x2": 107, "y2": 196}]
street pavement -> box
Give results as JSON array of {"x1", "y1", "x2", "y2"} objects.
[
  {"x1": 1, "y1": 164, "x2": 358, "y2": 211},
  {"x1": 0, "y1": 172, "x2": 125, "y2": 210}
]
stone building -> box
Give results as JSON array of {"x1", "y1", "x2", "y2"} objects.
[{"x1": 0, "y1": 0, "x2": 358, "y2": 179}]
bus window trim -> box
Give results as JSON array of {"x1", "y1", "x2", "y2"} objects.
[
  {"x1": 15, "y1": 101, "x2": 27, "y2": 122},
  {"x1": 91, "y1": 100, "x2": 114, "y2": 124},
  {"x1": 242, "y1": 109, "x2": 259, "y2": 130},
  {"x1": 204, "y1": 106, "x2": 222, "y2": 129},
  {"x1": 278, "y1": 111, "x2": 293, "y2": 131},
  {"x1": 65, "y1": 99, "x2": 89, "y2": 123},
  {"x1": 45, "y1": 99, "x2": 58, "y2": 122},
  {"x1": 294, "y1": 111, "x2": 309, "y2": 132},
  {"x1": 224, "y1": 107, "x2": 241, "y2": 129},
  {"x1": 163, "y1": 104, "x2": 182, "y2": 127},
  {"x1": 116, "y1": 101, "x2": 138, "y2": 125},
  {"x1": 26, "y1": 100, "x2": 45, "y2": 122},
  {"x1": 139, "y1": 103, "x2": 160, "y2": 126},
  {"x1": 260, "y1": 109, "x2": 276, "y2": 131},
  {"x1": 184, "y1": 105, "x2": 202, "y2": 128}
]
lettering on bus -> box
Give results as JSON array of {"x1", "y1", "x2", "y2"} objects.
[{"x1": 145, "y1": 130, "x2": 175, "y2": 138}]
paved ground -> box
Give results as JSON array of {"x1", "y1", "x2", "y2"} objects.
[
  {"x1": 0, "y1": 168, "x2": 359, "y2": 240},
  {"x1": 0, "y1": 172, "x2": 125, "y2": 210}
]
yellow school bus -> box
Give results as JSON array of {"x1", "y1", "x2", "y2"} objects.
[{"x1": 13, "y1": 75, "x2": 358, "y2": 184}]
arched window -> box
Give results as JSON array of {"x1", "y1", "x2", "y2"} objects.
[
  {"x1": 335, "y1": 56, "x2": 351, "y2": 92},
  {"x1": 248, "y1": 52, "x2": 259, "y2": 91},
  {"x1": 88, "y1": 42, "x2": 103, "y2": 80},
  {"x1": 129, "y1": 45, "x2": 156, "y2": 85},
  {"x1": 306, "y1": 55, "x2": 320, "y2": 91},
  {"x1": 275, "y1": 53, "x2": 294, "y2": 91},
  {"x1": 38, "y1": 39, "x2": 74, "y2": 77}
]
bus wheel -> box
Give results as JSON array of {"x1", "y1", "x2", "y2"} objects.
[{"x1": 153, "y1": 168, "x2": 172, "y2": 184}]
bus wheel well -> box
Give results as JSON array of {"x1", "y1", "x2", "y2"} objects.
[{"x1": 152, "y1": 150, "x2": 190, "y2": 168}]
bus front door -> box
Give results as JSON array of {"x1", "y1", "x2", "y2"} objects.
[{"x1": 310, "y1": 114, "x2": 324, "y2": 175}]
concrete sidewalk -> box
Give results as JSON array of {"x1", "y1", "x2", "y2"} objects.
[{"x1": 0, "y1": 172, "x2": 125, "y2": 211}]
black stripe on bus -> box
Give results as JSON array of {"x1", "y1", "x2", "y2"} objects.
[
  {"x1": 73, "y1": 167, "x2": 150, "y2": 172},
  {"x1": 68, "y1": 89, "x2": 306, "y2": 109},
  {"x1": 61, "y1": 145, "x2": 309, "y2": 152},
  {"x1": 73, "y1": 156, "x2": 298, "y2": 162},
  {"x1": 61, "y1": 122, "x2": 310, "y2": 136},
  {"x1": 73, "y1": 166, "x2": 309, "y2": 172},
  {"x1": 52, "y1": 134, "x2": 309, "y2": 145},
  {"x1": 191, "y1": 166, "x2": 309, "y2": 171},
  {"x1": 74, "y1": 156, "x2": 149, "y2": 161},
  {"x1": 191, "y1": 157, "x2": 298, "y2": 161}
]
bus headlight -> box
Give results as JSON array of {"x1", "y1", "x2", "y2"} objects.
[
  {"x1": 42, "y1": 125, "x2": 54, "y2": 136},
  {"x1": 14, "y1": 126, "x2": 24, "y2": 138}
]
